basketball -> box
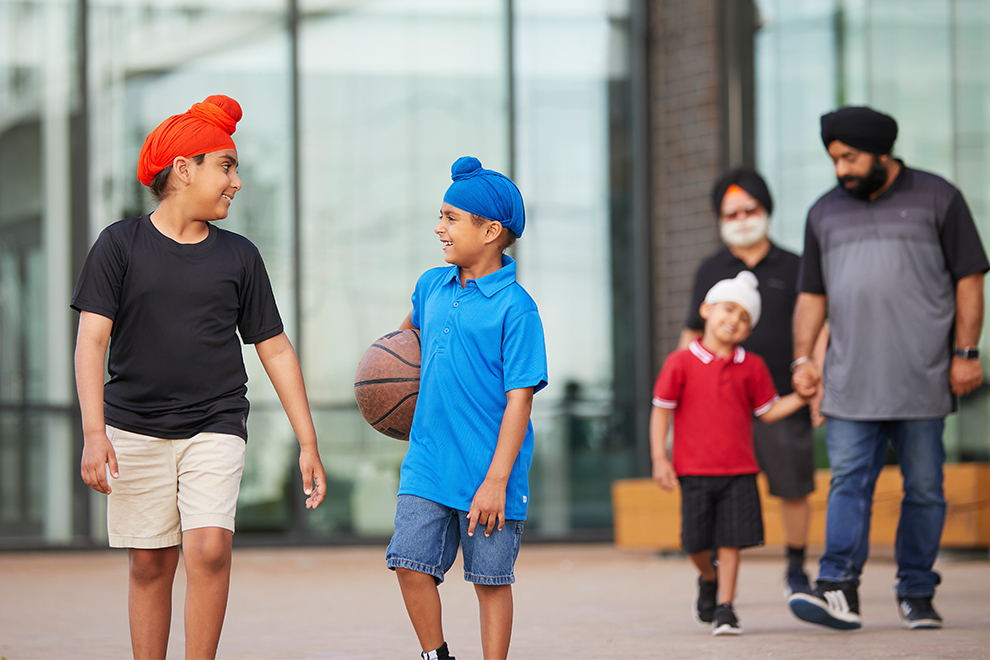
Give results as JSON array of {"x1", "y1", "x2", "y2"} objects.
[{"x1": 354, "y1": 328, "x2": 421, "y2": 440}]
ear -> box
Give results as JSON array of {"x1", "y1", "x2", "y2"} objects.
[
  {"x1": 484, "y1": 220, "x2": 504, "y2": 245},
  {"x1": 172, "y1": 156, "x2": 194, "y2": 185},
  {"x1": 699, "y1": 301, "x2": 712, "y2": 320}
]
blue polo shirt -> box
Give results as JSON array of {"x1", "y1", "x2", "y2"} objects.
[{"x1": 399, "y1": 254, "x2": 548, "y2": 520}]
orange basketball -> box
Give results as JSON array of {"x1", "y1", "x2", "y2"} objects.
[{"x1": 353, "y1": 329, "x2": 421, "y2": 440}]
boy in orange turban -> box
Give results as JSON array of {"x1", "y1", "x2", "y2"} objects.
[{"x1": 72, "y1": 95, "x2": 327, "y2": 659}]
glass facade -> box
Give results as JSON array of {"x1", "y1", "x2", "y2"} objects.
[
  {"x1": 0, "y1": 0, "x2": 643, "y2": 547},
  {"x1": 755, "y1": 0, "x2": 990, "y2": 462}
]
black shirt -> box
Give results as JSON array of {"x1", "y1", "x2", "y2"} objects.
[
  {"x1": 685, "y1": 243, "x2": 800, "y2": 395},
  {"x1": 71, "y1": 215, "x2": 283, "y2": 440}
]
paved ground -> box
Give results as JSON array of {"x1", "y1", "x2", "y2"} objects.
[{"x1": 1, "y1": 543, "x2": 988, "y2": 659}]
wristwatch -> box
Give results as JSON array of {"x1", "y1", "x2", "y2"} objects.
[{"x1": 955, "y1": 347, "x2": 980, "y2": 360}]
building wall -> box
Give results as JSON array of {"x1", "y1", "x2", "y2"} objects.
[{"x1": 647, "y1": 0, "x2": 724, "y2": 367}]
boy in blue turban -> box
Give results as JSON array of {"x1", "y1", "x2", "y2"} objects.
[{"x1": 386, "y1": 156, "x2": 548, "y2": 660}]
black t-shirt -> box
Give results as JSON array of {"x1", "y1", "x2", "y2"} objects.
[
  {"x1": 685, "y1": 243, "x2": 800, "y2": 395},
  {"x1": 71, "y1": 215, "x2": 283, "y2": 440}
]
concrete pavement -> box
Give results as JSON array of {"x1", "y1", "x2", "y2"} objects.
[{"x1": 1, "y1": 543, "x2": 988, "y2": 659}]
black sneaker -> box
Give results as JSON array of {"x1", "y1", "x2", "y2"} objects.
[
  {"x1": 785, "y1": 566, "x2": 812, "y2": 597},
  {"x1": 788, "y1": 579, "x2": 862, "y2": 630},
  {"x1": 897, "y1": 595, "x2": 943, "y2": 630},
  {"x1": 694, "y1": 576, "x2": 718, "y2": 624},
  {"x1": 712, "y1": 603, "x2": 743, "y2": 636}
]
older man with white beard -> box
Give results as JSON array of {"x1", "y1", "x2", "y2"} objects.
[{"x1": 679, "y1": 167, "x2": 819, "y2": 605}]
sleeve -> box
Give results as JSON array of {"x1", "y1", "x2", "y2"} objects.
[
  {"x1": 651, "y1": 353, "x2": 683, "y2": 409},
  {"x1": 70, "y1": 228, "x2": 126, "y2": 321},
  {"x1": 410, "y1": 274, "x2": 425, "y2": 330},
  {"x1": 749, "y1": 357, "x2": 780, "y2": 417},
  {"x1": 939, "y1": 190, "x2": 990, "y2": 282},
  {"x1": 796, "y1": 212, "x2": 826, "y2": 295},
  {"x1": 685, "y1": 264, "x2": 710, "y2": 331},
  {"x1": 236, "y1": 244, "x2": 284, "y2": 344},
  {"x1": 502, "y1": 309, "x2": 548, "y2": 394}
]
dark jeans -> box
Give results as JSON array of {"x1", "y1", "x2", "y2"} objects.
[{"x1": 818, "y1": 417, "x2": 946, "y2": 597}]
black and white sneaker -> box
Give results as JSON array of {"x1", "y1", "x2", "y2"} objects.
[
  {"x1": 788, "y1": 579, "x2": 862, "y2": 630},
  {"x1": 694, "y1": 576, "x2": 718, "y2": 624},
  {"x1": 712, "y1": 603, "x2": 743, "y2": 636},
  {"x1": 897, "y1": 595, "x2": 943, "y2": 630}
]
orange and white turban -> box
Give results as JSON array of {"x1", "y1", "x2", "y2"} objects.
[{"x1": 136, "y1": 95, "x2": 242, "y2": 186}]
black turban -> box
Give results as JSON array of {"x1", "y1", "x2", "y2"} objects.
[
  {"x1": 710, "y1": 166, "x2": 773, "y2": 218},
  {"x1": 820, "y1": 106, "x2": 898, "y2": 154}
]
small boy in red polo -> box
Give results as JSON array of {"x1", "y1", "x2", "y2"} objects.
[{"x1": 650, "y1": 271, "x2": 808, "y2": 636}]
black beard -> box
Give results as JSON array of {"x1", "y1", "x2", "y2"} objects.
[{"x1": 838, "y1": 159, "x2": 889, "y2": 200}]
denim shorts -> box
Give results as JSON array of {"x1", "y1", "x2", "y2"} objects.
[{"x1": 386, "y1": 494, "x2": 524, "y2": 585}]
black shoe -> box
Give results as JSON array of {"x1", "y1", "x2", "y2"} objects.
[
  {"x1": 784, "y1": 566, "x2": 812, "y2": 597},
  {"x1": 694, "y1": 576, "x2": 718, "y2": 624},
  {"x1": 897, "y1": 595, "x2": 943, "y2": 630},
  {"x1": 712, "y1": 603, "x2": 743, "y2": 636},
  {"x1": 788, "y1": 579, "x2": 862, "y2": 630}
]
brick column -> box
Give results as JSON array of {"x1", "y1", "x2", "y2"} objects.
[{"x1": 647, "y1": 0, "x2": 726, "y2": 369}]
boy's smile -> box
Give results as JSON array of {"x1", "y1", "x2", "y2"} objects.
[
  {"x1": 699, "y1": 300, "x2": 752, "y2": 355},
  {"x1": 189, "y1": 149, "x2": 241, "y2": 220},
  {"x1": 436, "y1": 202, "x2": 490, "y2": 265}
]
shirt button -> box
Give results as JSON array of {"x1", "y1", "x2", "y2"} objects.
[
  {"x1": 444, "y1": 328, "x2": 450, "y2": 334},
  {"x1": 453, "y1": 302, "x2": 459, "y2": 307}
]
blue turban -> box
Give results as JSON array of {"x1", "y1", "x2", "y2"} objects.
[{"x1": 442, "y1": 156, "x2": 526, "y2": 238}]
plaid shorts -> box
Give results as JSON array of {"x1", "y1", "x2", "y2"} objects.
[{"x1": 678, "y1": 473, "x2": 764, "y2": 554}]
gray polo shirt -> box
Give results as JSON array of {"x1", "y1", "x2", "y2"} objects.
[{"x1": 799, "y1": 164, "x2": 988, "y2": 420}]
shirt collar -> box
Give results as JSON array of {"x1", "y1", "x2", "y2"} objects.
[
  {"x1": 689, "y1": 339, "x2": 745, "y2": 364},
  {"x1": 445, "y1": 254, "x2": 517, "y2": 298}
]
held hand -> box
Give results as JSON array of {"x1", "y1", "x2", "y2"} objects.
[
  {"x1": 467, "y1": 478, "x2": 506, "y2": 537},
  {"x1": 80, "y1": 432, "x2": 118, "y2": 495},
  {"x1": 299, "y1": 449, "x2": 327, "y2": 509},
  {"x1": 792, "y1": 361, "x2": 821, "y2": 400},
  {"x1": 950, "y1": 356, "x2": 983, "y2": 396},
  {"x1": 652, "y1": 459, "x2": 678, "y2": 491}
]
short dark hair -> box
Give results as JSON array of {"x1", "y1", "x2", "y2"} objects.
[
  {"x1": 470, "y1": 213, "x2": 517, "y2": 251},
  {"x1": 148, "y1": 153, "x2": 205, "y2": 201}
]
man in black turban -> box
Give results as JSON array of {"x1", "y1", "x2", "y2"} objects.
[
  {"x1": 819, "y1": 105, "x2": 899, "y2": 200},
  {"x1": 789, "y1": 105, "x2": 989, "y2": 632}
]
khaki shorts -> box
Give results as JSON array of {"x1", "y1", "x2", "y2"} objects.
[{"x1": 106, "y1": 426, "x2": 246, "y2": 549}]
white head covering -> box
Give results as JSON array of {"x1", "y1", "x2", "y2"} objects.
[{"x1": 704, "y1": 271, "x2": 762, "y2": 328}]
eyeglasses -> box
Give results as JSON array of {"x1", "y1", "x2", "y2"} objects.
[{"x1": 721, "y1": 205, "x2": 761, "y2": 221}]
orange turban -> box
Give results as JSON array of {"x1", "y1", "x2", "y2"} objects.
[{"x1": 136, "y1": 95, "x2": 242, "y2": 186}]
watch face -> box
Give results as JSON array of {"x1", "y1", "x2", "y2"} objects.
[{"x1": 957, "y1": 348, "x2": 979, "y2": 359}]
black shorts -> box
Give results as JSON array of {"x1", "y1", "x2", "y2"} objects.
[
  {"x1": 753, "y1": 409, "x2": 815, "y2": 499},
  {"x1": 679, "y1": 474, "x2": 764, "y2": 554}
]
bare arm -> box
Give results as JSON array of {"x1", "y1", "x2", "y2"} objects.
[
  {"x1": 792, "y1": 293, "x2": 828, "y2": 398},
  {"x1": 399, "y1": 310, "x2": 415, "y2": 330},
  {"x1": 468, "y1": 387, "x2": 534, "y2": 537},
  {"x1": 255, "y1": 332, "x2": 326, "y2": 509},
  {"x1": 75, "y1": 311, "x2": 118, "y2": 494},
  {"x1": 758, "y1": 392, "x2": 808, "y2": 424},
  {"x1": 678, "y1": 328, "x2": 703, "y2": 350},
  {"x1": 951, "y1": 272, "x2": 985, "y2": 396},
  {"x1": 649, "y1": 406, "x2": 678, "y2": 491}
]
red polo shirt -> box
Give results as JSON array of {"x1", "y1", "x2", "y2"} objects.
[{"x1": 652, "y1": 340, "x2": 778, "y2": 476}]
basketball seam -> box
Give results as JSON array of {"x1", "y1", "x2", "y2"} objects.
[
  {"x1": 370, "y1": 391, "x2": 418, "y2": 427},
  {"x1": 370, "y1": 344, "x2": 421, "y2": 369},
  {"x1": 355, "y1": 378, "x2": 419, "y2": 386}
]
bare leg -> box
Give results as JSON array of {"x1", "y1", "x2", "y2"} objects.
[
  {"x1": 716, "y1": 547, "x2": 740, "y2": 605},
  {"x1": 688, "y1": 550, "x2": 717, "y2": 582},
  {"x1": 182, "y1": 527, "x2": 233, "y2": 660},
  {"x1": 395, "y1": 567, "x2": 445, "y2": 653},
  {"x1": 781, "y1": 497, "x2": 811, "y2": 549},
  {"x1": 475, "y1": 584, "x2": 512, "y2": 660},
  {"x1": 128, "y1": 546, "x2": 180, "y2": 660}
]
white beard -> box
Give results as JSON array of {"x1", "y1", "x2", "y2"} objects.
[{"x1": 720, "y1": 213, "x2": 769, "y2": 248}]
